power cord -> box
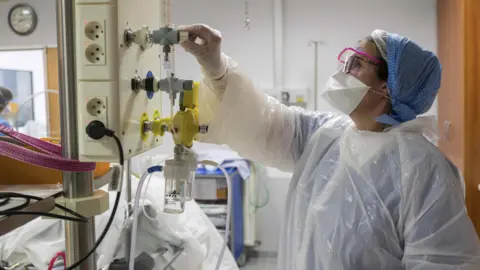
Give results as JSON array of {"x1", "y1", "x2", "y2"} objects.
[
  {"x1": 0, "y1": 197, "x2": 10, "y2": 207},
  {"x1": 0, "y1": 193, "x2": 88, "y2": 221},
  {"x1": 0, "y1": 194, "x2": 88, "y2": 222},
  {"x1": 0, "y1": 211, "x2": 87, "y2": 223},
  {"x1": 65, "y1": 121, "x2": 124, "y2": 270},
  {"x1": 0, "y1": 196, "x2": 30, "y2": 212}
]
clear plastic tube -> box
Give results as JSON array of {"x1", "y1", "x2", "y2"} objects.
[
  {"x1": 142, "y1": 155, "x2": 173, "y2": 220},
  {"x1": 8, "y1": 89, "x2": 59, "y2": 132},
  {"x1": 129, "y1": 161, "x2": 231, "y2": 270},
  {"x1": 198, "y1": 160, "x2": 232, "y2": 270},
  {"x1": 129, "y1": 166, "x2": 162, "y2": 270},
  {"x1": 142, "y1": 154, "x2": 174, "y2": 220},
  {"x1": 141, "y1": 173, "x2": 156, "y2": 220},
  {"x1": 248, "y1": 163, "x2": 269, "y2": 212},
  {"x1": 163, "y1": 64, "x2": 177, "y2": 141},
  {"x1": 161, "y1": 0, "x2": 171, "y2": 27},
  {"x1": 160, "y1": 0, "x2": 176, "y2": 139},
  {"x1": 129, "y1": 170, "x2": 148, "y2": 270}
]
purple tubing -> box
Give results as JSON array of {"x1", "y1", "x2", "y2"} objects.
[{"x1": 0, "y1": 125, "x2": 96, "y2": 172}]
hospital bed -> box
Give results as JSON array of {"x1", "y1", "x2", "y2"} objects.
[{"x1": 0, "y1": 174, "x2": 239, "y2": 270}]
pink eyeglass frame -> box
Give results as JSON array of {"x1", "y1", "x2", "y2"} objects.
[{"x1": 337, "y1": 47, "x2": 381, "y2": 64}]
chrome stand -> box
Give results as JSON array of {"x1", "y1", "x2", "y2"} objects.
[
  {"x1": 125, "y1": 160, "x2": 132, "y2": 261},
  {"x1": 56, "y1": 1, "x2": 96, "y2": 269}
]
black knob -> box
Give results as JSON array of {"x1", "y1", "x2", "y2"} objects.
[
  {"x1": 183, "y1": 80, "x2": 194, "y2": 90},
  {"x1": 131, "y1": 77, "x2": 142, "y2": 92},
  {"x1": 144, "y1": 77, "x2": 156, "y2": 92}
]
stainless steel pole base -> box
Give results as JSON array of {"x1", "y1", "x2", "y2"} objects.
[
  {"x1": 63, "y1": 172, "x2": 96, "y2": 270},
  {"x1": 56, "y1": 0, "x2": 97, "y2": 267},
  {"x1": 64, "y1": 218, "x2": 96, "y2": 269}
]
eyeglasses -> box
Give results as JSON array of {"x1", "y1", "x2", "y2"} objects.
[{"x1": 338, "y1": 47, "x2": 381, "y2": 74}]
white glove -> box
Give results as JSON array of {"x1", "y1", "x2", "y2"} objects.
[{"x1": 178, "y1": 24, "x2": 228, "y2": 80}]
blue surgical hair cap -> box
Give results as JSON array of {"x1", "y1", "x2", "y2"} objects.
[{"x1": 370, "y1": 30, "x2": 442, "y2": 125}]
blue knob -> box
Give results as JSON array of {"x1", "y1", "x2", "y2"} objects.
[{"x1": 146, "y1": 71, "x2": 154, "y2": 99}]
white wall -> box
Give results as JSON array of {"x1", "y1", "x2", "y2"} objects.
[
  {"x1": 0, "y1": 0, "x2": 438, "y2": 254},
  {"x1": 284, "y1": 0, "x2": 438, "y2": 113},
  {"x1": 171, "y1": 0, "x2": 274, "y2": 87}
]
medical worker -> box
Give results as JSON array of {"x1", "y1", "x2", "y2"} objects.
[
  {"x1": 0, "y1": 86, "x2": 13, "y2": 128},
  {"x1": 180, "y1": 24, "x2": 480, "y2": 269}
]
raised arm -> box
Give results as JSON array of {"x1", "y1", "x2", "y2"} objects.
[{"x1": 180, "y1": 24, "x2": 348, "y2": 171}]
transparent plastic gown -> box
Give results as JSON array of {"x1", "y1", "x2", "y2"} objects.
[{"x1": 196, "y1": 54, "x2": 480, "y2": 270}]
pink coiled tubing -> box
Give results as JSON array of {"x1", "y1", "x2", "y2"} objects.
[{"x1": 0, "y1": 125, "x2": 95, "y2": 172}]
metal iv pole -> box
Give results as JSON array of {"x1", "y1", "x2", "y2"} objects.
[
  {"x1": 124, "y1": 160, "x2": 132, "y2": 261},
  {"x1": 56, "y1": 0, "x2": 97, "y2": 269},
  {"x1": 309, "y1": 40, "x2": 323, "y2": 111}
]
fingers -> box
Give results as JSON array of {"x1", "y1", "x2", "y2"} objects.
[
  {"x1": 178, "y1": 24, "x2": 210, "y2": 37},
  {"x1": 180, "y1": 39, "x2": 210, "y2": 57},
  {"x1": 179, "y1": 39, "x2": 199, "y2": 53},
  {"x1": 177, "y1": 24, "x2": 222, "y2": 45}
]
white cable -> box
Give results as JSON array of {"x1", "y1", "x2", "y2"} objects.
[
  {"x1": 141, "y1": 173, "x2": 157, "y2": 221},
  {"x1": 10, "y1": 89, "x2": 58, "y2": 130},
  {"x1": 129, "y1": 164, "x2": 166, "y2": 270},
  {"x1": 129, "y1": 170, "x2": 151, "y2": 270},
  {"x1": 142, "y1": 155, "x2": 173, "y2": 221},
  {"x1": 198, "y1": 160, "x2": 232, "y2": 270}
]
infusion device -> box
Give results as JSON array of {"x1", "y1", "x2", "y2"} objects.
[
  {"x1": 141, "y1": 82, "x2": 206, "y2": 213},
  {"x1": 122, "y1": 10, "x2": 205, "y2": 214},
  {"x1": 51, "y1": 1, "x2": 206, "y2": 269},
  {"x1": 73, "y1": 0, "x2": 204, "y2": 213}
]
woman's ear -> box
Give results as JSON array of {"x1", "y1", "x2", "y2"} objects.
[{"x1": 381, "y1": 84, "x2": 389, "y2": 96}]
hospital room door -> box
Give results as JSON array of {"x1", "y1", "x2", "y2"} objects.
[{"x1": 437, "y1": 0, "x2": 480, "y2": 236}]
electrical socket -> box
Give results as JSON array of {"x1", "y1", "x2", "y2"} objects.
[
  {"x1": 85, "y1": 44, "x2": 105, "y2": 65},
  {"x1": 86, "y1": 97, "x2": 107, "y2": 117},
  {"x1": 83, "y1": 19, "x2": 106, "y2": 66},
  {"x1": 84, "y1": 21, "x2": 104, "y2": 41}
]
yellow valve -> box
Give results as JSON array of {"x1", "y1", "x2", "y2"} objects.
[
  {"x1": 181, "y1": 81, "x2": 198, "y2": 109},
  {"x1": 140, "y1": 112, "x2": 150, "y2": 141},
  {"x1": 172, "y1": 109, "x2": 198, "y2": 147},
  {"x1": 147, "y1": 82, "x2": 202, "y2": 147},
  {"x1": 172, "y1": 82, "x2": 200, "y2": 147},
  {"x1": 152, "y1": 117, "x2": 171, "y2": 136},
  {"x1": 152, "y1": 110, "x2": 161, "y2": 123}
]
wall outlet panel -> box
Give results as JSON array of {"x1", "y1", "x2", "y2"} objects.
[
  {"x1": 75, "y1": 5, "x2": 113, "y2": 80},
  {"x1": 74, "y1": 0, "x2": 163, "y2": 162}
]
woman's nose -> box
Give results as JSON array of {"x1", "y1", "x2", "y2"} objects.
[{"x1": 348, "y1": 69, "x2": 360, "y2": 78}]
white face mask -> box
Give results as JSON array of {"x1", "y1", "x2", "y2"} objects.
[{"x1": 320, "y1": 69, "x2": 370, "y2": 115}]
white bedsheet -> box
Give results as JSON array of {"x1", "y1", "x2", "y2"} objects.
[{"x1": 0, "y1": 174, "x2": 238, "y2": 270}]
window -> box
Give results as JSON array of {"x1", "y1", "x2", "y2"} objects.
[{"x1": 0, "y1": 69, "x2": 34, "y2": 127}]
